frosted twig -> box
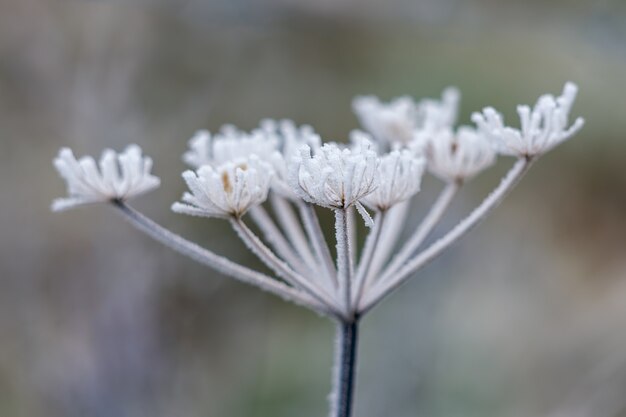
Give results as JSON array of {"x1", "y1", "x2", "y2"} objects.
[
  {"x1": 230, "y1": 217, "x2": 342, "y2": 317},
  {"x1": 361, "y1": 157, "x2": 532, "y2": 313},
  {"x1": 249, "y1": 205, "x2": 309, "y2": 275},
  {"x1": 361, "y1": 200, "x2": 410, "y2": 287},
  {"x1": 379, "y1": 182, "x2": 459, "y2": 283},
  {"x1": 334, "y1": 209, "x2": 353, "y2": 316},
  {"x1": 270, "y1": 194, "x2": 319, "y2": 274},
  {"x1": 298, "y1": 201, "x2": 338, "y2": 287},
  {"x1": 352, "y1": 210, "x2": 385, "y2": 307},
  {"x1": 112, "y1": 201, "x2": 328, "y2": 314}
]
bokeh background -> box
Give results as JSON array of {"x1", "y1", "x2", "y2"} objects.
[{"x1": 2, "y1": 0, "x2": 626, "y2": 416}]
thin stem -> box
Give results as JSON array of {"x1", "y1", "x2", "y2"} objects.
[
  {"x1": 331, "y1": 319, "x2": 359, "y2": 417},
  {"x1": 112, "y1": 201, "x2": 327, "y2": 314},
  {"x1": 352, "y1": 210, "x2": 385, "y2": 307},
  {"x1": 362, "y1": 200, "x2": 410, "y2": 287},
  {"x1": 230, "y1": 217, "x2": 343, "y2": 317},
  {"x1": 270, "y1": 194, "x2": 319, "y2": 273},
  {"x1": 380, "y1": 182, "x2": 459, "y2": 283},
  {"x1": 360, "y1": 158, "x2": 532, "y2": 313},
  {"x1": 249, "y1": 205, "x2": 309, "y2": 275},
  {"x1": 298, "y1": 201, "x2": 338, "y2": 287},
  {"x1": 335, "y1": 208, "x2": 353, "y2": 316}
]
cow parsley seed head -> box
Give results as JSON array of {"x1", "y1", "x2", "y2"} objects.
[
  {"x1": 52, "y1": 145, "x2": 160, "y2": 211},
  {"x1": 362, "y1": 150, "x2": 425, "y2": 211},
  {"x1": 471, "y1": 82, "x2": 585, "y2": 158},
  {"x1": 183, "y1": 126, "x2": 279, "y2": 169},
  {"x1": 352, "y1": 96, "x2": 417, "y2": 146},
  {"x1": 417, "y1": 86, "x2": 460, "y2": 131},
  {"x1": 289, "y1": 142, "x2": 378, "y2": 210},
  {"x1": 172, "y1": 156, "x2": 273, "y2": 219},
  {"x1": 417, "y1": 126, "x2": 496, "y2": 183}
]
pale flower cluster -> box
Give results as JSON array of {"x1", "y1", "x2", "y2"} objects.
[{"x1": 52, "y1": 83, "x2": 584, "y2": 315}]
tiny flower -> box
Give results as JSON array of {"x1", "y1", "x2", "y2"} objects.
[
  {"x1": 471, "y1": 82, "x2": 585, "y2": 158},
  {"x1": 183, "y1": 126, "x2": 279, "y2": 169},
  {"x1": 362, "y1": 150, "x2": 425, "y2": 211},
  {"x1": 52, "y1": 145, "x2": 160, "y2": 211},
  {"x1": 353, "y1": 88, "x2": 460, "y2": 149},
  {"x1": 352, "y1": 95, "x2": 417, "y2": 146},
  {"x1": 172, "y1": 156, "x2": 273, "y2": 219},
  {"x1": 289, "y1": 142, "x2": 379, "y2": 211},
  {"x1": 416, "y1": 87, "x2": 460, "y2": 131},
  {"x1": 416, "y1": 126, "x2": 496, "y2": 183}
]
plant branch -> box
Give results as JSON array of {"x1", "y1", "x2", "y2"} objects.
[
  {"x1": 334, "y1": 208, "x2": 353, "y2": 316},
  {"x1": 112, "y1": 201, "x2": 327, "y2": 314},
  {"x1": 330, "y1": 319, "x2": 359, "y2": 417},
  {"x1": 379, "y1": 182, "x2": 459, "y2": 283},
  {"x1": 352, "y1": 210, "x2": 385, "y2": 307},
  {"x1": 230, "y1": 217, "x2": 342, "y2": 317},
  {"x1": 298, "y1": 201, "x2": 338, "y2": 288},
  {"x1": 360, "y1": 157, "x2": 533, "y2": 313}
]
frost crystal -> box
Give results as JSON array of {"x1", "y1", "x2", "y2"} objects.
[
  {"x1": 472, "y1": 82, "x2": 585, "y2": 157},
  {"x1": 52, "y1": 145, "x2": 160, "y2": 211},
  {"x1": 418, "y1": 126, "x2": 496, "y2": 183},
  {"x1": 362, "y1": 150, "x2": 425, "y2": 211},
  {"x1": 183, "y1": 126, "x2": 278, "y2": 168},
  {"x1": 289, "y1": 142, "x2": 378, "y2": 210},
  {"x1": 172, "y1": 156, "x2": 273, "y2": 219},
  {"x1": 352, "y1": 96, "x2": 417, "y2": 146}
]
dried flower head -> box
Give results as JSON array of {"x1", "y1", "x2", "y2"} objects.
[
  {"x1": 172, "y1": 156, "x2": 273, "y2": 219},
  {"x1": 417, "y1": 126, "x2": 496, "y2": 183},
  {"x1": 289, "y1": 142, "x2": 378, "y2": 211},
  {"x1": 183, "y1": 126, "x2": 279, "y2": 169},
  {"x1": 362, "y1": 150, "x2": 425, "y2": 211},
  {"x1": 52, "y1": 145, "x2": 160, "y2": 211},
  {"x1": 416, "y1": 86, "x2": 460, "y2": 131},
  {"x1": 352, "y1": 95, "x2": 417, "y2": 146},
  {"x1": 471, "y1": 82, "x2": 585, "y2": 157}
]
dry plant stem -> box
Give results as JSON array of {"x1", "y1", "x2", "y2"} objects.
[
  {"x1": 298, "y1": 201, "x2": 338, "y2": 287},
  {"x1": 269, "y1": 194, "x2": 319, "y2": 273},
  {"x1": 331, "y1": 318, "x2": 359, "y2": 417},
  {"x1": 230, "y1": 217, "x2": 342, "y2": 317},
  {"x1": 360, "y1": 157, "x2": 533, "y2": 313},
  {"x1": 381, "y1": 182, "x2": 459, "y2": 282},
  {"x1": 112, "y1": 201, "x2": 327, "y2": 314},
  {"x1": 334, "y1": 208, "x2": 353, "y2": 317},
  {"x1": 352, "y1": 210, "x2": 385, "y2": 306},
  {"x1": 249, "y1": 205, "x2": 309, "y2": 275},
  {"x1": 364, "y1": 201, "x2": 410, "y2": 285}
]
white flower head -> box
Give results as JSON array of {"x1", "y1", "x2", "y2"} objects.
[
  {"x1": 183, "y1": 126, "x2": 279, "y2": 169},
  {"x1": 416, "y1": 86, "x2": 460, "y2": 131},
  {"x1": 257, "y1": 119, "x2": 323, "y2": 199},
  {"x1": 289, "y1": 141, "x2": 379, "y2": 211},
  {"x1": 172, "y1": 156, "x2": 273, "y2": 219},
  {"x1": 471, "y1": 82, "x2": 585, "y2": 158},
  {"x1": 417, "y1": 126, "x2": 496, "y2": 183},
  {"x1": 52, "y1": 145, "x2": 160, "y2": 211},
  {"x1": 352, "y1": 95, "x2": 417, "y2": 146},
  {"x1": 362, "y1": 150, "x2": 425, "y2": 211}
]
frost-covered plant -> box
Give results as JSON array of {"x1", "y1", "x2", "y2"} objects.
[{"x1": 52, "y1": 83, "x2": 584, "y2": 417}]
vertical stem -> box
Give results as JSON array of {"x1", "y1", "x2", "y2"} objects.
[
  {"x1": 335, "y1": 208, "x2": 353, "y2": 315},
  {"x1": 332, "y1": 319, "x2": 359, "y2": 417}
]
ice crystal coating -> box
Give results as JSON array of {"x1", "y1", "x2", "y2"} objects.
[
  {"x1": 417, "y1": 126, "x2": 496, "y2": 183},
  {"x1": 172, "y1": 156, "x2": 273, "y2": 219},
  {"x1": 352, "y1": 96, "x2": 417, "y2": 146},
  {"x1": 52, "y1": 145, "x2": 160, "y2": 211},
  {"x1": 289, "y1": 142, "x2": 378, "y2": 210},
  {"x1": 471, "y1": 82, "x2": 585, "y2": 157},
  {"x1": 183, "y1": 126, "x2": 278, "y2": 168},
  {"x1": 352, "y1": 87, "x2": 460, "y2": 148},
  {"x1": 362, "y1": 150, "x2": 425, "y2": 211}
]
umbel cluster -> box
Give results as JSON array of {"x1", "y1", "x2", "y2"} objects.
[{"x1": 52, "y1": 83, "x2": 583, "y2": 319}]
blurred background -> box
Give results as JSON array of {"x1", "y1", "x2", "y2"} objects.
[{"x1": 1, "y1": 0, "x2": 626, "y2": 416}]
